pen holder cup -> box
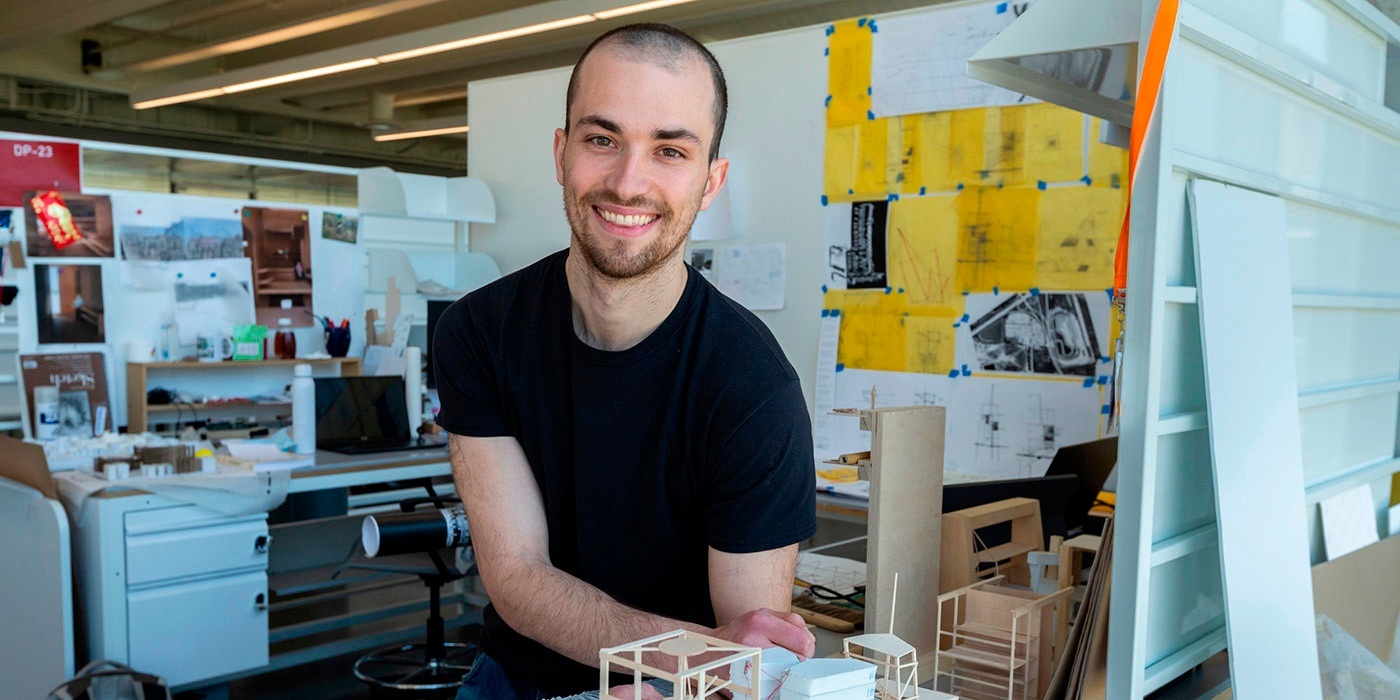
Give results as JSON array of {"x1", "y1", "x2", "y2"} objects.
[{"x1": 325, "y1": 326, "x2": 351, "y2": 358}]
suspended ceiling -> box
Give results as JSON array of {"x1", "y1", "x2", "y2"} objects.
[{"x1": 0, "y1": 0, "x2": 955, "y2": 174}]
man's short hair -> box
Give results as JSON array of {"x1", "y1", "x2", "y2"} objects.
[{"x1": 565, "y1": 23, "x2": 728, "y2": 162}]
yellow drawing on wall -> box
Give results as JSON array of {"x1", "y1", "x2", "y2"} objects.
[
  {"x1": 904, "y1": 313, "x2": 959, "y2": 374},
  {"x1": 825, "y1": 125, "x2": 857, "y2": 200},
  {"x1": 1036, "y1": 187, "x2": 1126, "y2": 290},
  {"x1": 954, "y1": 186, "x2": 1040, "y2": 293},
  {"x1": 854, "y1": 118, "x2": 890, "y2": 197},
  {"x1": 827, "y1": 20, "x2": 873, "y2": 128},
  {"x1": 886, "y1": 195, "x2": 959, "y2": 307}
]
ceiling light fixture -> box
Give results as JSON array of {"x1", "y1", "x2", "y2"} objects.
[
  {"x1": 130, "y1": 0, "x2": 702, "y2": 110},
  {"x1": 373, "y1": 124, "x2": 470, "y2": 142}
]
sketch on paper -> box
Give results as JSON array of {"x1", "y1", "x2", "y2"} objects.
[
  {"x1": 962, "y1": 292, "x2": 1108, "y2": 377},
  {"x1": 826, "y1": 368, "x2": 955, "y2": 455},
  {"x1": 824, "y1": 201, "x2": 889, "y2": 289},
  {"x1": 869, "y1": 1, "x2": 1034, "y2": 117},
  {"x1": 948, "y1": 377, "x2": 1104, "y2": 478}
]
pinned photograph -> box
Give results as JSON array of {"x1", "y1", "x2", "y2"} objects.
[
  {"x1": 122, "y1": 216, "x2": 243, "y2": 260},
  {"x1": 34, "y1": 263, "x2": 105, "y2": 344},
  {"x1": 962, "y1": 292, "x2": 1108, "y2": 377},
  {"x1": 24, "y1": 191, "x2": 115, "y2": 258},
  {"x1": 321, "y1": 211, "x2": 358, "y2": 244},
  {"x1": 243, "y1": 207, "x2": 313, "y2": 326}
]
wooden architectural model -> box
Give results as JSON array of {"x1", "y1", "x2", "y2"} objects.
[
  {"x1": 933, "y1": 576, "x2": 1071, "y2": 700},
  {"x1": 598, "y1": 630, "x2": 759, "y2": 700},
  {"x1": 829, "y1": 404, "x2": 946, "y2": 679},
  {"x1": 939, "y1": 498, "x2": 1044, "y2": 592},
  {"x1": 843, "y1": 573, "x2": 920, "y2": 699}
]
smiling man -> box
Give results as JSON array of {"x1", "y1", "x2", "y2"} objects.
[{"x1": 434, "y1": 24, "x2": 817, "y2": 699}]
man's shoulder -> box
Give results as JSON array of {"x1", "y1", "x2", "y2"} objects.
[
  {"x1": 448, "y1": 250, "x2": 564, "y2": 324},
  {"x1": 691, "y1": 277, "x2": 799, "y2": 384}
]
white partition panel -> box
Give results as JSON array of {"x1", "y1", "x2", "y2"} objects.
[{"x1": 1108, "y1": 0, "x2": 1400, "y2": 696}]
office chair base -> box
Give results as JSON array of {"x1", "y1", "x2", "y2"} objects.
[{"x1": 353, "y1": 641, "x2": 477, "y2": 698}]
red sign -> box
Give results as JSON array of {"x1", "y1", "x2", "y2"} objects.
[
  {"x1": 29, "y1": 190, "x2": 83, "y2": 249},
  {"x1": 0, "y1": 140, "x2": 81, "y2": 207}
]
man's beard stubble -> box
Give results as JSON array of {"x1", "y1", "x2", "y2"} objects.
[{"x1": 563, "y1": 185, "x2": 702, "y2": 281}]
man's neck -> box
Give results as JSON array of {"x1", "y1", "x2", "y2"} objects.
[{"x1": 565, "y1": 244, "x2": 689, "y2": 352}]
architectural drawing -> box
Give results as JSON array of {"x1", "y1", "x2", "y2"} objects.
[
  {"x1": 947, "y1": 378, "x2": 1104, "y2": 478},
  {"x1": 961, "y1": 292, "x2": 1108, "y2": 377}
]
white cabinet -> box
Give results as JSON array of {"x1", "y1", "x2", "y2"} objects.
[{"x1": 69, "y1": 495, "x2": 270, "y2": 689}]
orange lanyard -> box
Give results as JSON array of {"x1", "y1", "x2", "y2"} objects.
[{"x1": 1113, "y1": 0, "x2": 1181, "y2": 303}]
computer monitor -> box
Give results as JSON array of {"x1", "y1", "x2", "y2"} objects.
[
  {"x1": 1043, "y1": 436, "x2": 1119, "y2": 533},
  {"x1": 943, "y1": 474, "x2": 1079, "y2": 545},
  {"x1": 425, "y1": 299, "x2": 454, "y2": 389},
  {"x1": 314, "y1": 376, "x2": 410, "y2": 450}
]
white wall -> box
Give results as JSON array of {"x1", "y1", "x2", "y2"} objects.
[{"x1": 467, "y1": 27, "x2": 828, "y2": 412}]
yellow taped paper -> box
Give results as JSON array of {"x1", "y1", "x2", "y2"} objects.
[
  {"x1": 904, "y1": 313, "x2": 958, "y2": 374},
  {"x1": 1023, "y1": 103, "x2": 1089, "y2": 184},
  {"x1": 825, "y1": 125, "x2": 857, "y2": 200},
  {"x1": 836, "y1": 308, "x2": 905, "y2": 371},
  {"x1": 985, "y1": 108, "x2": 1027, "y2": 183},
  {"x1": 818, "y1": 466, "x2": 861, "y2": 483},
  {"x1": 1036, "y1": 186, "x2": 1126, "y2": 290},
  {"x1": 954, "y1": 186, "x2": 1040, "y2": 293},
  {"x1": 854, "y1": 118, "x2": 890, "y2": 197},
  {"x1": 1087, "y1": 119, "x2": 1129, "y2": 188},
  {"x1": 908, "y1": 112, "x2": 955, "y2": 193},
  {"x1": 886, "y1": 195, "x2": 960, "y2": 307},
  {"x1": 827, "y1": 20, "x2": 873, "y2": 128},
  {"x1": 949, "y1": 109, "x2": 986, "y2": 184}
]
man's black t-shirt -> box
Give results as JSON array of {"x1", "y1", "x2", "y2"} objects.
[{"x1": 433, "y1": 249, "x2": 817, "y2": 694}]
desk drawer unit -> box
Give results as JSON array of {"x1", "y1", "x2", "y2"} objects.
[
  {"x1": 127, "y1": 571, "x2": 269, "y2": 687},
  {"x1": 126, "y1": 512, "x2": 268, "y2": 586}
]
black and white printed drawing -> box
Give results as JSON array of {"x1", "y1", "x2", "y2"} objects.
[
  {"x1": 823, "y1": 201, "x2": 888, "y2": 289},
  {"x1": 967, "y1": 292, "x2": 1104, "y2": 377}
]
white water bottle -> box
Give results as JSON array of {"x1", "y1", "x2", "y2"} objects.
[{"x1": 291, "y1": 363, "x2": 316, "y2": 454}]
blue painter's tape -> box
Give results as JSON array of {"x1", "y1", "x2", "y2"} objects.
[
  {"x1": 867, "y1": 86, "x2": 872, "y2": 95},
  {"x1": 953, "y1": 322, "x2": 961, "y2": 328},
  {"x1": 1081, "y1": 175, "x2": 1093, "y2": 186},
  {"x1": 870, "y1": 21, "x2": 878, "y2": 32},
  {"x1": 1105, "y1": 288, "x2": 1114, "y2": 299},
  {"x1": 1101, "y1": 356, "x2": 1111, "y2": 364},
  {"x1": 836, "y1": 363, "x2": 845, "y2": 372},
  {"x1": 824, "y1": 47, "x2": 829, "y2": 56},
  {"x1": 822, "y1": 284, "x2": 828, "y2": 293},
  {"x1": 998, "y1": 182, "x2": 1004, "y2": 189},
  {"x1": 1037, "y1": 180, "x2": 1047, "y2": 191},
  {"x1": 962, "y1": 291, "x2": 970, "y2": 296},
  {"x1": 831, "y1": 309, "x2": 840, "y2": 317},
  {"x1": 956, "y1": 183, "x2": 965, "y2": 191},
  {"x1": 1083, "y1": 377, "x2": 1096, "y2": 388},
  {"x1": 887, "y1": 194, "x2": 899, "y2": 202},
  {"x1": 948, "y1": 370, "x2": 960, "y2": 378},
  {"x1": 960, "y1": 314, "x2": 970, "y2": 322},
  {"x1": 826, "y1": 25, "x2": 835, "y2": 35},
  {"x1": 898, "y1": 288, "x2": 905, "y2": 294},
  {"x1": 821, "y1": 195, "x2": 829, "y2": 206},
  {"x1": 1101, "y1": 405, "x2": 1112, "y2": 415},
  {"x1": 884, "y1": 286, "x2": 892, "y2": 295},
  {"x1": 961, "y1": 365, "x2": 972, "y2": 377},
  {"x1": 1098, "y1": 376, "x2": 1109, "y2": 385},
  {"x1": 996, "y1": 2, "x2": 1008, "y2": 13},
  {"x1": 993, "y1": 285, "x2": 999, "y2": 296},
  {"x1": 821, "y1": 309, "x2": 828, "y2": 318},
  {"x1": 867, "y1": 110, "x2": 876, "y2": 120},
  {"x1": 919, "y1": 187, "x2": 927, "y2": 195},
  {"x1": 848, "y1": 189, "x2": 855, "y2": 195},
  {"x1": 1029, "y1": 287, "x2": 1040, "y2": 297},
  {"x1": 857, "y1": 17, "x2": 866, "y2": 27},
  {"x1": 825, "y1": 95, "x2": 832, "y2": 106}
]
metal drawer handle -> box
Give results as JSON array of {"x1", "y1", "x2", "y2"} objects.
[
  {"x1": 254, "y1": 535, "x2": 272, "y2": 554},
  {"x1": 255, "y1": 593, "x2": 267, "y2": 612}
]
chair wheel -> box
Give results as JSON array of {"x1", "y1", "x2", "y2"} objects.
[{"x1": 353, "y1": 641, "x2": 477, "y2": 698}]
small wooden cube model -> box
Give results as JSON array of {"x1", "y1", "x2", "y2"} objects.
[
  {"x1": 599, "y1": 629, "x2": 760, "y2": 700},
  {"x1": 934, "y1": 576, "x2": 1072, "y2": 700}
]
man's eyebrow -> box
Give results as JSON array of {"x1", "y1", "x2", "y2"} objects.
[
  {"x1": 654, "y1": 127, "x2": 701, "y2": 145},
  {"x1": 576, "y1": 115, "x2": 621, "y2": 133}
]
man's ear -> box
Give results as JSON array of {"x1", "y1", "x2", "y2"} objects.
[
  {"x1": 553, "y1": 128, "x2": 567, "y2": 186},
  {"x1": 699, "y1": 156, "x2": 730, "y2": 211}
]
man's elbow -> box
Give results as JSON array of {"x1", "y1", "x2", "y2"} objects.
[{"x1": 477, "y1": 554, "x2": 549, "y2": 628}]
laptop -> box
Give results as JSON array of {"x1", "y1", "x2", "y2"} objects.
[
  {"x1": 315, "y1": 376, "x2": 445, "y2": 454},
  {"x1": 1043, "y1": 436, "x2": 1119, "y2": 533}
]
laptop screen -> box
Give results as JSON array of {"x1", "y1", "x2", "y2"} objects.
[{"x1": 314, "y1": 376, "x2": 410, "y2": 448}]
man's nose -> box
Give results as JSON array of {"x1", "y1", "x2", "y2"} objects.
[{"x1": 603, "y1": 147, "x2": 653, "y2": 202}]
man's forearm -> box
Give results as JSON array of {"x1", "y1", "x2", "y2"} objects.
[{"x1": 489, "y1": 558, "x2": 706, "y2": 670}]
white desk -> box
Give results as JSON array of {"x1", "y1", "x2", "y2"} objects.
[{"x1": 49, "y1": 447, "x2": 482, "y2": 691}]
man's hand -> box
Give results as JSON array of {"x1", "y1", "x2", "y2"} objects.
[
  {"x1": 712, "y1": 608, "x2": 815, "y2": 659},
  {"x1": 606, "y1": 684, "x2": 665, "y2": 700}
]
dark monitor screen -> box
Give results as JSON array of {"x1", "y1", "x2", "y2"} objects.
[
  {"x1": 426, "y1": 299, "x2": 454, "y2": 388},
  {"x1": 314, "y1": 376, "x2": 409, "y2": 448},
  {"x1": 1043, "y1": 436, "x2": 1118, "y2": 532},
  {"x1": 943, "y1": 474, "x2": 1079, "y2": 546}
]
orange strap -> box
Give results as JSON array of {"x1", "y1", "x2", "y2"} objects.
[{"x1": 1113, "y1": 0, "x2": 1181, "y2": 301}]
